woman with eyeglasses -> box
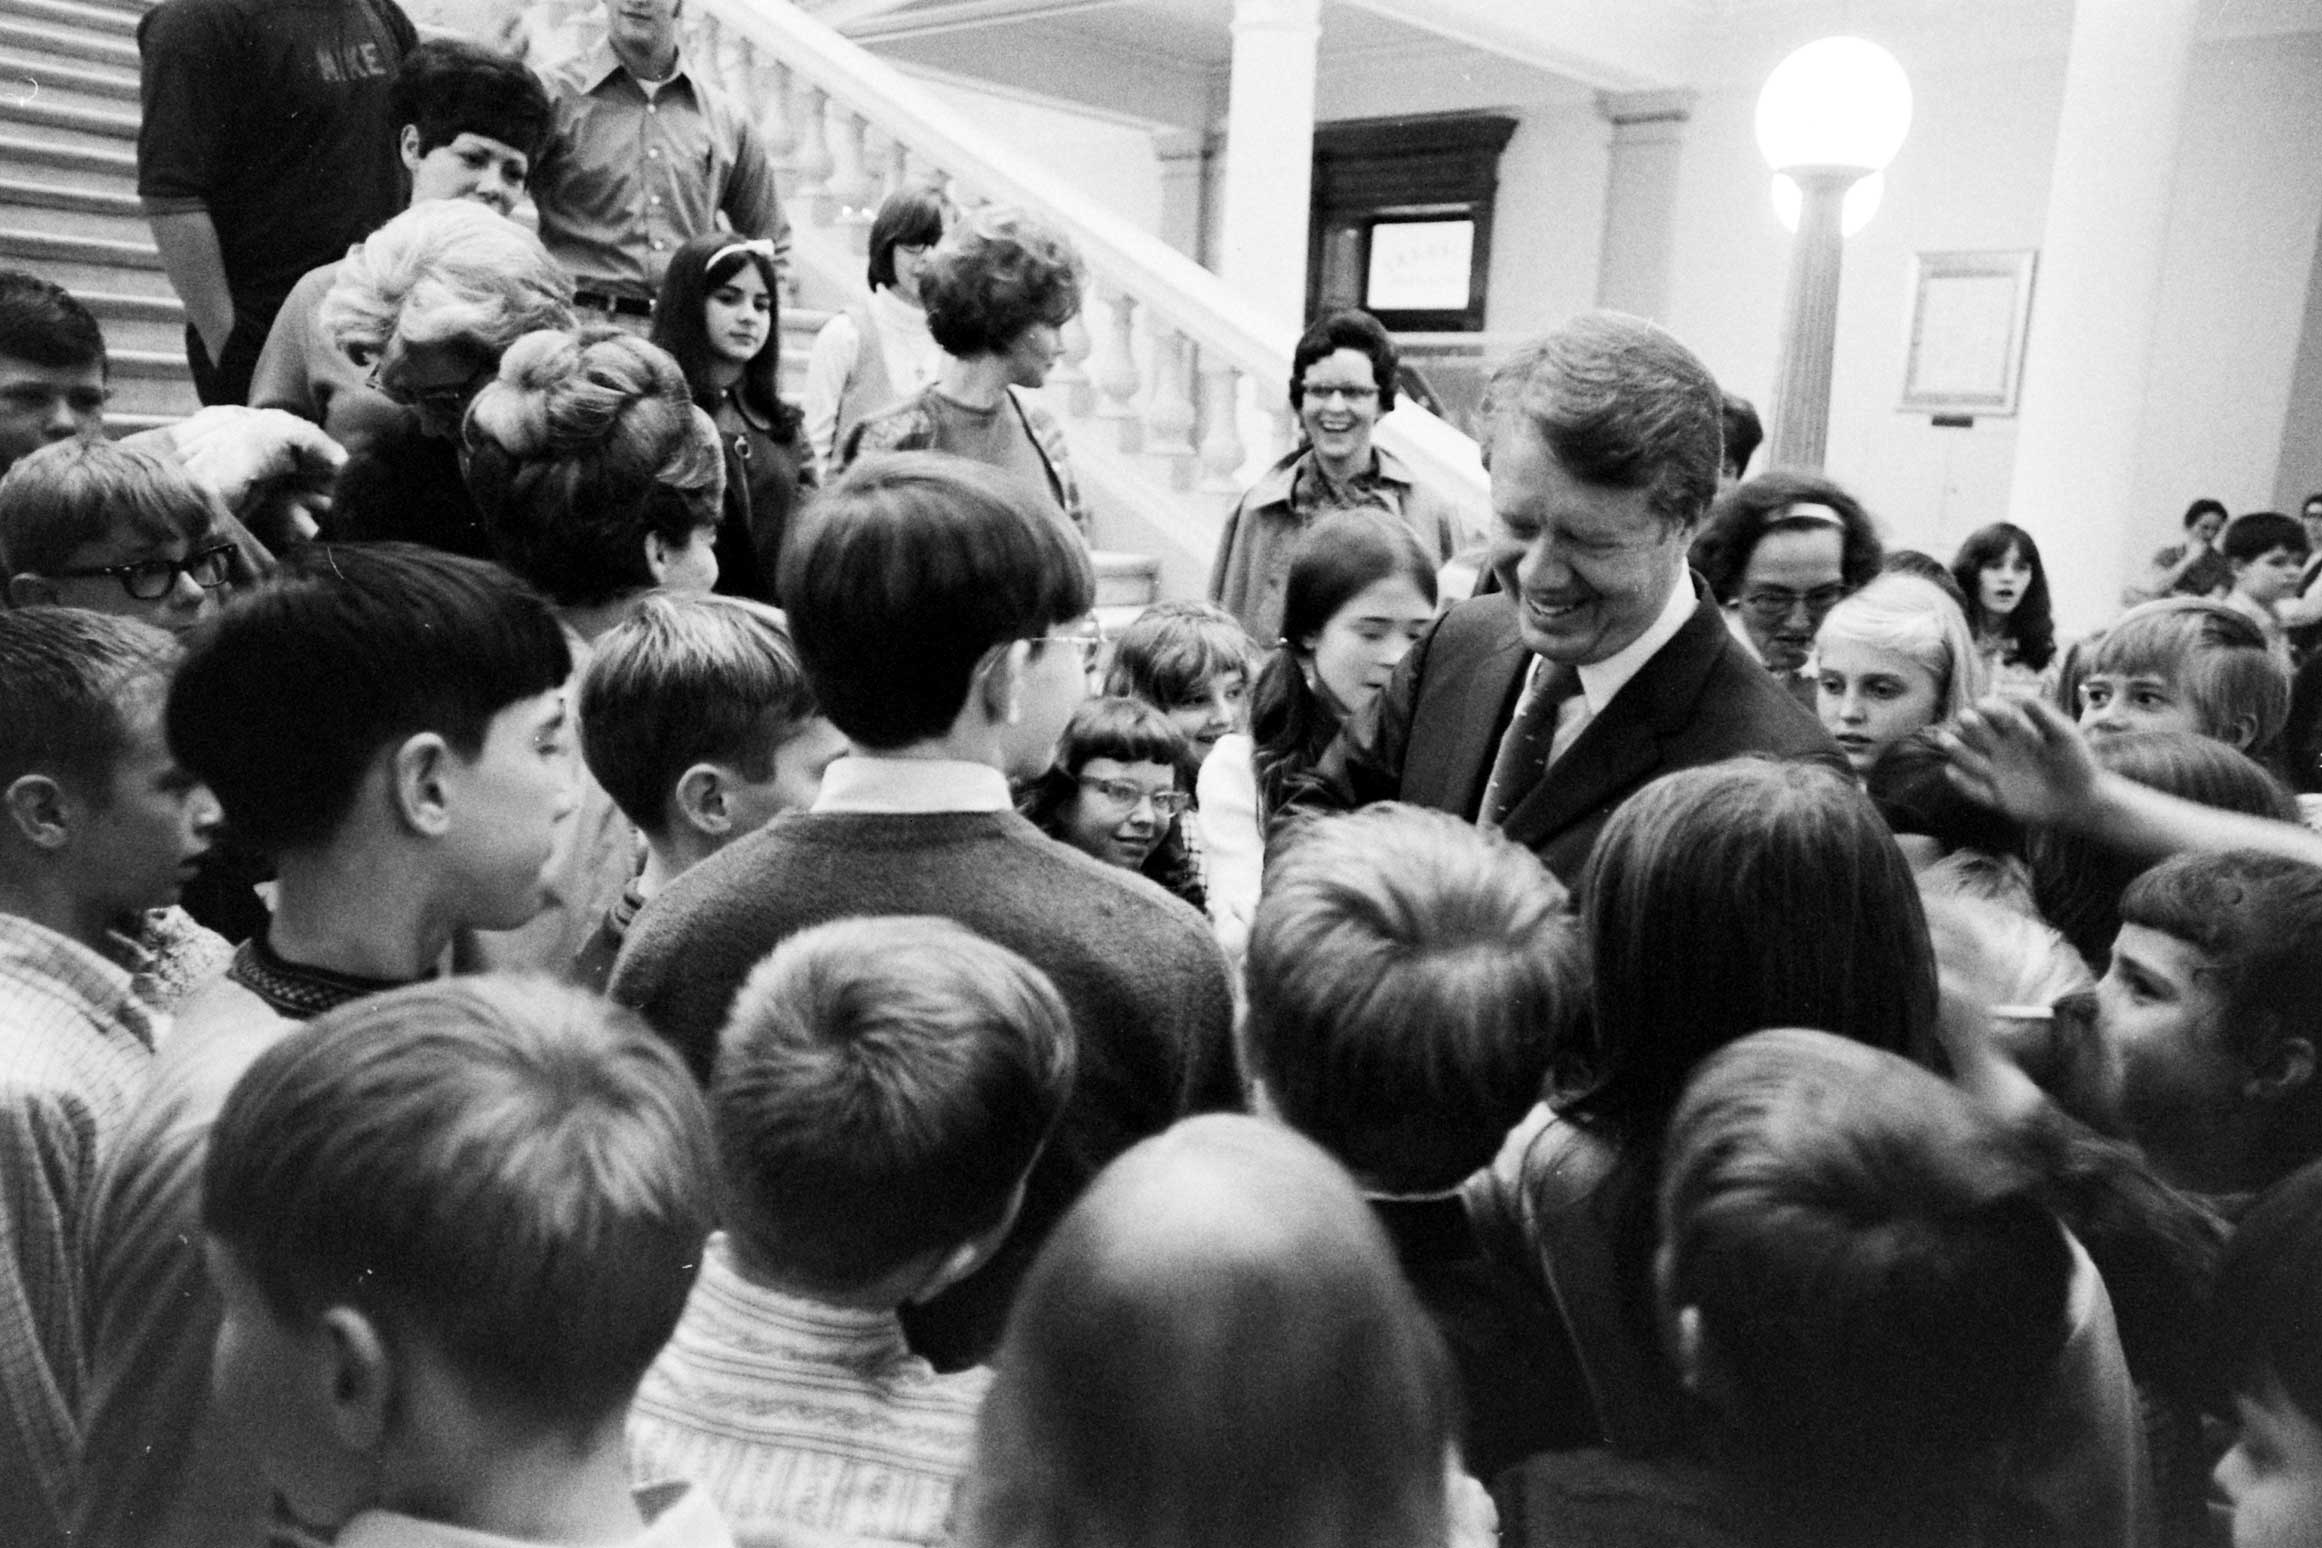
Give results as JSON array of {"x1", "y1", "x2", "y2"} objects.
[
  {"x1": 1691, "y1": 470, "x2": 1885, "y2": 710},
  {"x1": 652, "y1": 232, "x2": 815, "y2": 602},
  {"x1": 1019, "y1": 696, "x2": 1204, "y2": 910},
  {"x1": 803, "y1": 184, "x2": 947, "y2": 473},
  {"x1": 1208, "y1": 308, "x2": 1464, "y2": 646}
]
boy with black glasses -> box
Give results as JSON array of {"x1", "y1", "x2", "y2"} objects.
[{"x1": 1, "y1": 439, "x2": 242, "y2": 636}]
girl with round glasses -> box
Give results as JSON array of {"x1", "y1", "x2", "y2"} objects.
[{"x1": 1020, "y1": 696, "x2": 1203, "y2": 909}]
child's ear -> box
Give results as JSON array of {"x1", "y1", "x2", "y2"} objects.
[
  {"x1": 397, "y1": 124, "x2": 424, "y2": 174},
  {"x1": 387, "y1": 733, "x2": 455, "y2": 837},
  {"x1": 5, "y1": 572, "x2": 60, "y2": 609},
  {"x1": 671, "y1": 762, "x2": 733, "y2": 837},
  {"x1": 973, "y1": 640, "x2": 1030, "y2": 729},
  {"x1": 318, "y1": 1305, "x2": 395, "y2": 1456},
  {"x1": 2, "y1": 774, "x2": 72, "y2": 851},
  {"x1": 2247, "y1": 1036, "x2": 2317, "y2": 1106},
  {"x1": 2221, "y1": 711, "x2": 2263, "y2": 753}
]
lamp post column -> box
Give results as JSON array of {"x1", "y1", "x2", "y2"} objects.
[
  {"x1": 1766, "y1": 166, "x2": 1868, "y2": 472},
  {"x1": 1217, "y1": 0, "x2": 1320, "y2": 330},
  {"x1": 2005, "y1": 0, "x2": 2200, "y2": 636}
]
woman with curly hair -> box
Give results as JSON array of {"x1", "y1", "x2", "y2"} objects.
[
  {"x1": 836, "y1": 204, "x2": 1090, "y2": 534},
  {"x1": 1019, "y1": 696, "x2": 1205, "y2": 910},
  {"x1": 1690, "y1": 471, "x2": 1884, "y2": 707}
]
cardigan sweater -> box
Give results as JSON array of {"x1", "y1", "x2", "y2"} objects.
[{"x1": 609, "y1": 808, "x2": 1241, "y2": 1367}]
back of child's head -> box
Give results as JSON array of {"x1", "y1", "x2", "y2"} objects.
[
  {"x1": 1880, "y1": 548, "x2": 1971, "y2": 611},
  {"x1": 0, "y1": 437, "x2": 214, "y2": 580},
  {"x1": 1813, "y1": 571, "x2": 1988, "y2": 724},
  {"x1": 2212, "y1": 1157, "x2": 2322, "y2": 1432},
  {"x1": 2223, "y1": 511, "x2": 2308, "y2": 566},
  {"x1": 167, "y1": 542, "x2": 570, "y2": 858},
  {"x1": 387, "y1": 36, "x2": 552, "y2": 161},
  {"x1": 712, "y1": 915, "x2": 1075, "y2": 1297},
  {"x1": 1663, "y1": 1028, "x2": 2072, "y2": 1546},
  {"x1": 578, "y1": 592, "x2": 815, "y2": 838},
  {"x1": 965, "y1": 1114, "x2": 1453, "y2": 1548},
  {"x1": 0, "y1": 268, "x2": 103, "y2": 374},
  {"x1": 1246, "y1": 803, "x2": 1584, "y2": 1192},
  {"x1": 0, "y1": 605, "x2": 178, "y2": 796},
  {"x1": 2090, "y1": 599, "x2": 2289, "y2": 757},
  {"x1": 779, "y1": 453, "x2": 1094, "y2": 749},
  {"x1": 2118, "y1": 851, "x2": 2322, "y2": 1184},
  {"x1": 2032, "y1": 731, "x2": 2298, "y2": 967},
  {"x1": 202, "y1": 975, "x2": 715, "y2": 1435},
  {"x1": 1571, "y1": 757, "x2": 1937, "y2": 1132},
  {"x1": 1102, "y1": 600, "x2": 1255, "y2": 712},
  {"x1": 462, "y1": 328, "x2": 724, "y2": 607}
]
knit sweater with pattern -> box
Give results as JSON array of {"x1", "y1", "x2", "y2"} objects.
[{"x1": 609, "y1": 808, "x2": 1242, "y2": 1367}]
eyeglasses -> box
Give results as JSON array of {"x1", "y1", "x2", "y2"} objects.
[
  {"x1": 1078, "y1": 774, "x2": 1192, "y2": 819},
  {"x1": 369, "y1": 359, "x2": 492, "y2": 419},
  {"x1": 1738, "y1": 584, "x2": 1847, "y2": 622},
  {"x1": 1040, "y1": 628, "x2": 1105, "y2": 672},
  {"x1": 1300, "y1": 383, "x2": 1379, "y2": 405},
  {"x1": 47, "y1": 541, "x2": 235, "y2": 601}
]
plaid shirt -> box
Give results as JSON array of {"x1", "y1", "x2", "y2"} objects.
[{"x1": 0, "y1": 914, "x2": 158, "y2": 1548}]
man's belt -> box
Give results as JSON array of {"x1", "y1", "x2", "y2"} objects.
[{"x1": 572, "y1": 289, "x2": 654, "y2": 318}]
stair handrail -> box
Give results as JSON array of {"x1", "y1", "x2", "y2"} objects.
[{"x1": 682, "y1": 0, "x2": 1489, "y2": 512}]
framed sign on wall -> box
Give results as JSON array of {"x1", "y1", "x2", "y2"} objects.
[
  {"x1": 1901, "y1": 249, "x2": 2039, "y2": 417},
  {"x1": 1308, "y1": 113, "x2": 1516, "y2": 333}
]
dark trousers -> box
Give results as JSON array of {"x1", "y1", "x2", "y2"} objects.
[{"x1": 185, "y1": 305, "x2": 272, "y2": 407}]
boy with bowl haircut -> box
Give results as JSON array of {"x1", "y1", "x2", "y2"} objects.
[
  {"x1": 79, "y1": 543, "x2": 578, "y2": 1548},
  {"x1": 1243, "y1": 801, "x2": 1593, "y2": 1477},
  {"x1": 1, "y1": 438, "x2": 236, "y2": 635},
  {"x1": 203, "y1": 976, "x2": 727, "y2": 1546},
  {"x1": 630, "y1": 915, "x2": 1075, "y2": 1546},
  {"x1": 572, "y1": 592, "x2": 844, "y2": 991},
  {"x1": 0, "y1": 608, "x2": 211, "y2": 1548},
  {"x1": 612, "y1": 453, "x2": 1239, "y2": 1370}
]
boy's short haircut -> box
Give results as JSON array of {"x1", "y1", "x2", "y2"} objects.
[
  {"x1": 166, "y1": 543, "x2": 570, "y2": 858},
  {"x1": 1245, "y1": 803, "x2": 1584, "y2": 1192},
  {"x1": 2212, "y1": 1157, "x2": 2322, "y2": 1428},
  {"x1": 2120, "y1": 851, "x2": 2322, "y2": 1181},
  {"x1": 712, "y1": 915, "x2": 1076, "y2": 1295},
  {"x1": 203, "y1": 976, "x2": 716, "y2": 1435},
  {"x1": 1664, "y1": 1028, "x2": 2073, "y2": 1532},
  {"x1": 0, "y1": 607, "x2": 178, "y2": 793},
  {"x1": 0, "y1": 437, "x2": 215, "y2": 578},
  {"x1": 0, "y1": 270, "x2": 103, "y2": 372},
  {"x1": 2222, "y1": 511, "x2": 2309, "y2": 565},
  {"x1": 2091, "y1": 598, "x2": 2289, "y2": 756},
  {"x1": 387, "y1": 37, "x2": 553, "y2": 163},
  {"x1": 578, "y1": 593, "x2": 816, "y2": 837},
  {"x1": 1101, "y1": 600, "x2": 1257, "y2": 712},
  {"x1": 778, "y1": 454, "x2": 1094, "y2": 749}
]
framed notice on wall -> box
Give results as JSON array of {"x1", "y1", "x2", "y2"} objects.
[{"x1": 1900, "y1": 249, "x2": 2038, "y2": 416}]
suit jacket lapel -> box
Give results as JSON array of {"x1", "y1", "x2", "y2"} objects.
[{"x1": 1405, "y1": 620, "x2": 1530, "y2": 818}]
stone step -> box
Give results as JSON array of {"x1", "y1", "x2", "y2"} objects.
[
  {"x1": 106, "y1": 344, "x2": 181, "y2": 378},
  {"x1": 0, "y1": 129, "x2": 133, "y2": 178},
  {"x1": 0, "y1": 0, "x2": 142, "y2": 39},
  {"x1": 1091, "y1": 547, "x2": 1159, "y2": 611},
  {"x1": 0, "y1": 12, "x2": 138, "y2": 68},
  {"x1": 0, "y1": 222, "x2": 155, "y2": 266},
  {"x1": 0, "y1": 44, "x2": 139, "y2": 100},
  {"x1": 0, "y1": 171, "x2": 134, "y2": 216},
  {"x1": 0, "y1": 91, "x2": 138, "y2": 156},
  {"x1": 80, "y1": 285, "x2": 177, "y2": 324}
]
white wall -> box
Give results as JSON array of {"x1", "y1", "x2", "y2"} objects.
[
  {"x1": 1648, "y1": 30, "x2": 2322, "y2": 566},
  {"x1": 904, "y1": 73, "x2": 1169, "y2": 237}
]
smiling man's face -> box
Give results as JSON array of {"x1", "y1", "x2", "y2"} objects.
[{"x1": 1487, "y1": 419, "x2": 1687, "y2": 667}]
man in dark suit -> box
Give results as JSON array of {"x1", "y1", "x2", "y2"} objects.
[{"x1": 1291, "y1": 311, "x2": 1844, "y2": 884}]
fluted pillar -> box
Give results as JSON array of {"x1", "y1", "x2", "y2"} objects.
[{"x1": 1765, "y1": 166, "x2": 1865, "y2": 472}]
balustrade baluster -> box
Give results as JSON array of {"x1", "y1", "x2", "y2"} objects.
[
  {"x1": 795, "y1": 88, "x2": 835, "y2": 224},
  {"x1": 752, "y1": 52, "x2": 798, "y2": 169},
  {"x1": 1094, "y1": 290, "x2": 1142, "y2": 453},
  {"x1": 828, "y1": 108, "x2": 877, "y2": 224},
  {"x1": 1196, "y1": 359, "x2": 1246, "y2": 494},
  {"x1": 1144, "y1": 327, "x2": 1197, "y2": 490},
  {"x1": 1051, "y1": 314, "x2": 1094, "y2": 417}
]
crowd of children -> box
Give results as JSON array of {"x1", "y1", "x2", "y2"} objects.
[{"x1": 11, "y1": 221, "x2": 2322, "y2": 1548}]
